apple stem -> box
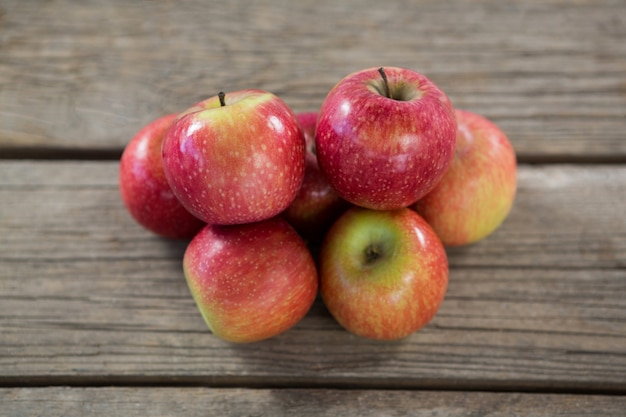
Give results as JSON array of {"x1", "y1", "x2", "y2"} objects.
[
  {"x1": 378, "y1": 67, "x2": 393, "y2": 100},
  {"x1": 218, "y1": 91, "x2": 226, "y2": 107}
]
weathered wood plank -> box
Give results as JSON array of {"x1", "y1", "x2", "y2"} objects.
[
  {"x1": 1, "y1": 265, "x2": 624, "y2": 391},
  {"x1": 0, "y1": 161, "x2": 625, "y2": 391},
  {"x1": 1, "y1": 161, "x2": 624, "y2": 268},
  {"x1": 1, "y1": 0, "x2": 625, "y2": 160},
  {"x1": 2, "y1": 387, "x2": 626, "y2": 417}
]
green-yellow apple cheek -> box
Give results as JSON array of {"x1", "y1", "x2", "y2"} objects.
[
  {"x1": 182, "y1": 255, "x2": 255, "y2": 337},
  {"x1": 465, "y1": 177, "x2": 507, "y2": 243},
  {"x1": 183, "y1": 226, "x2": 317, "y2": 343},
  {"x1": 182, "y1": 240, "x2": 259, "y2": 341},
  {"x1": 182, "y1": 261, "x2": 265, "y2": 342},
  {"x1": 183, "y1": 262, "x2": 220, "y2": 335},
  {"x1": 456, "y1": 151, "x2": 516, "y2": 245},
  {"x1": 414, "y1": 159, "x2": 474, "y2": 245},
  {"x1": 414, "y1": 150, "x2": 512, "y2": 246},
  {"x1": 452, "y1": 165, "x2": 492, "y2": 242}
]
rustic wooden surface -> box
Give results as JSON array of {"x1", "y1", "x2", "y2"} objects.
[
  {"x1": 2, "y1": 388, "x2": 626, "y2": 417},
  {"x1": 1, "y1": 0, "x2": 625, "y2": 415},
  {"x1": 1, "y1": 0, "x2": 625, "y2": 160}
]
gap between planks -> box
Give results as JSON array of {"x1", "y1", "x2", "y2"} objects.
[{"x1": 1, "y1": 374, "x2": 625, "y2": 396}]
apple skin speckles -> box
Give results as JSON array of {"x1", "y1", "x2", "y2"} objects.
[
  {"x1": 162, "y1": 89, "x2": 306, "y2": 226},
  {"x1": 319, "y1": 207, "x2": 448, "y2": 340},
  {"x1": 315, "y1": 67, "x2": 457, "y2": 211},
  {"x1": 412, "y1": 109, "x2": 517, "y2": 246},
  {"x1": 183, "y1": 217, "x2": 319, "y2": 343}
]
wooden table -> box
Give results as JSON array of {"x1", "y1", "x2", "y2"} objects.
[{"x1": 1, "y1": 1, "x2": 625, "y2": 415}]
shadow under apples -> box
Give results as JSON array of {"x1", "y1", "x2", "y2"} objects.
[
  {"x1": 224, "y1": 295, "x2": 434, "y2": 388},
  {"x1": 163, "y1": 224, "x2": 444, "y2": 388}
]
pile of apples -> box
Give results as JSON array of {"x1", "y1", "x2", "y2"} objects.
[{"x1": 119, "y1": 67, "x2": 517, "y2": 343}]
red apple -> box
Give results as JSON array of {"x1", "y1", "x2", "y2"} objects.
[
  {"x1": 319, "y1": 207, "x2": 448, "y2": 340},
  {"x1": 183, "y1": 217, "x2": 319, "y2": 343},
  {"x1": 162, "y1": 90, "x2": 306, "y2": 225},
  {"x1": 119, "y1": 113, "x2": 204, "y2": 239},
  {"x1": 282, "y1": 111, "x2": 350, "y2": 242},
  {"x1": 315, "y1": 67, "x2": 457, "y2": 210},
  {"x1": 413, "y1": 109, "x2": 517, "y2": 246}
]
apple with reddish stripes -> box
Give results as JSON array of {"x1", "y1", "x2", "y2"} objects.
[
  {"x1": 315, "y1": 67, "x2": 457, "y2": 210},
  {"x1": 183, "y1": 217, "x2": 318, "y2": 343},
  {"x1": 413, "y1": 109, "x2": 517, "y2": 246},
  {"x1": 319, "y1": 207, "x2": 448, "y2": 340},
  {"x1": 162, "y1": 89, "x2": 306, "y2": 225}
]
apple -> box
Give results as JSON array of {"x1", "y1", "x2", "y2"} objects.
[
  {"x1": 319, "y1": 207, "x2": 448, "y2": 340},
  {"x1": 282, "y1": 111, "x2": 350, "y2": 242},
  {"x1": 119, "y1": 113, "x2": 205, "y2": 239},
  {"x1": 412, "y1": 109, "x2": 517, "y2": 246},
  {"x1": 162, "y1": 90, "x2": 306, "y2": 225},
  {"x1": 183, "y1": 216, "x2": 319, "y2": 343},
  {"x1": 315, "y1": 67, "x2": 457, "y2": 210}
]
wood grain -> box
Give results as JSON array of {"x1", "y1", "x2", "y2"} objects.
[
  {"x1": 1, "y1": 0, "x2": 625, "y2": 160},
  {"x1": 2, "y1": 387, "x2": 626, "y2": 417},
  {"x1": 2, "y1": 1, "x2": 625, "y2": 412},
  {"x1": 1, "y1": 161, "x2": 624, "y2": 392},
  {"x1": 1, "y1": 161, "x2": 624, "y2": 268}
]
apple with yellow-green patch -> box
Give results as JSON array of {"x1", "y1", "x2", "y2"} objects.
[
  {"x1": 319, "y1": 207, "x2": 448, "y2": 340},
  {"x1": 413, "y1": 109, "x2": 517, "y2": 246},
  {"x1": 183, "y1": 217, "x2": 319, "y2": 343},
  {"x1": 162, "y1": 89, "x2": 306, "y2": 225}
]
